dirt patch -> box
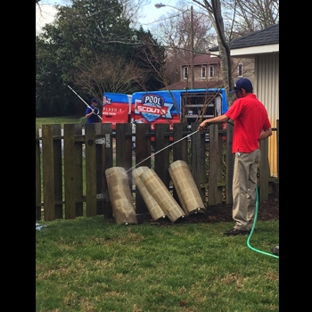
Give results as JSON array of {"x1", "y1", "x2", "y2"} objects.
[{"x1": 137, "y1": 193, "x2": 279, "y2": 225}]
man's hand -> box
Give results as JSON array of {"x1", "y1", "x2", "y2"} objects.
[{"x1": 198, "y1": 121, "x2": 208, "y2": 131}]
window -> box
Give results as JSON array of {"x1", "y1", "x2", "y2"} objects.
[
  {"x1": 201, "y1": 66, "x2": 206, "y2": 79},
  {"x1": 238, "y1": 63, "x2": 243, "y2": 76},
  {"x1": 183, "y1": 67, "x2": 188, "y2": 79},
  {"x1": 209, "y1": 65, "x2": 214, "y2": 77}
]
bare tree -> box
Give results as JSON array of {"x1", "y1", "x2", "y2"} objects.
[
  {"x1": 192, "y1": 0, "x2": 234, "y2": 103},
  {"x1": 155, "y1": 8, "x2": 215, "y2": 56},
  {"x1": 137, "y1": 36, "x2": 186, "y2": 113},
  {"x1": 73, "y1": 55, "x2": 149, "y2": 99},
  {"x1": 222, "y1": 0, "x2": 279, "y2": 34},
  {"x1": 120, "y1": 0, "x2": 150, "y2": 27},
  {"x1": 149, "y1": 1, "x2": 216, "y2": 85}
]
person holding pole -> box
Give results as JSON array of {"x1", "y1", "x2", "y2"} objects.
[
  {"x1": 198, "y1": 78, "x2": 272, "y2": 236},
  {"x1": 85, "y1": 98, "x2": 100, "y2": 124}
]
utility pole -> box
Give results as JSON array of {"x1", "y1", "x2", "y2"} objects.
[
  {"x1": 190, "y1": 5, "x2": 194, "y2": 89},
  {"x1": 154, "y1": 3, "x2": 195, "y2": 89}
]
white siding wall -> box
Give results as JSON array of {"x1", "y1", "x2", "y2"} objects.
[{"x1": 254, "y1": 53, "x2": 279, "y2": 177}]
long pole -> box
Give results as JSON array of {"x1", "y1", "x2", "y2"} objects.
[
  {"x1": 154, "y1": 3, "x2": 194, "y2": 89},
  {"x1": 191, "y1": 5, "x2": 194, "y2": 89},
  {"x1": 126, "y1": 130, "x2": 199, "y2": 173},
  {"x1": 67, "y1": 85, "x2": 102, "y2": 120}
]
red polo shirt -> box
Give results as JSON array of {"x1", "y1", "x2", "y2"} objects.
[{"x1": 225, "y1": 94, "x2": 271, "y2": 153}]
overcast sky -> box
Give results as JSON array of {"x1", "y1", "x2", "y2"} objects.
[{"x1": 36, "y1": 0, "x2": 179, "y2": 36}]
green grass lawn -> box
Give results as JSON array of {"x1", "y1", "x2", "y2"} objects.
[
  {"x1": 36, "y1": 216, "x2": 279, "y2": 312},
  {"x1": 36, "y1": 116, "x2": 82, "y2": 127}
]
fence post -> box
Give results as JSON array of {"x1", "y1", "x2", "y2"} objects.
[
  {"x1": 173, "y1": 123, "x2": 188, "y2": 163},
  {"x1": 53, "y1": 124, "x2": 63, "y2": 219},
  {"x1": 190, "y1": 122, "x2": 206, "y2": 200},
  {"x1": 42, "y1": 124, "x2": 56, "y2": 221},
  {"x1": 36, "y1": 126, "x2": 41, "y2": 220},
  {"x1": 172, "y1": 123, "x2": 188, "y2": 205},
  {"x1": 64, "y1": 124, "x2": 77, "y2": 219},
  {"x1": 134, "y1": 123, "x2": 152, "y2": 214},
  {"x1": 225, "y1": 123, "x2": 234, "y2": 205},
  {"x1": 85, "y1": 124, "x2": 97, "y2": 217},
  {"x1": 95, "y1": 123, "x2": 105, "y2": 215},
  {"x1": 116, "y1": 123, "x2": 133, "y2": 179},
  {"x1": 208, "y1": 124, "x2": 222, "y2": 205},
  {"x1": 114, "y1": 123, "x2": 134, "y2": 214},
  {"x1": 101, "y1": 123, "x2": 113, "y2": 219},
  {"x1": 154, "y1": 123, "x2": 170, "y2": 188},
  {"x1": 74, "y1": 124, "x2": 84, "y2": 217}
]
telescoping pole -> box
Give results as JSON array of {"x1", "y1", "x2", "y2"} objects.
[{"x1": 68, "y1": 85, "x2": 102, "y2": 120}]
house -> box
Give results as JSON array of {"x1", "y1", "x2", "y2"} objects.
[
  {"x1": 163, "y1": 53, "x2": 254, "y2": 90},
  {"x1": 210, "y1": 24, "x2": 279, "y2": 177}
]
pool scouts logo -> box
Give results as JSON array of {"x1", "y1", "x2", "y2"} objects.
[{"x1": 135, "y1": 94, "x2": 173, "y2": 122}]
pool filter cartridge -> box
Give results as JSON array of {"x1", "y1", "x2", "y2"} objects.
[
  {"x1": 132, "y1": 166, "x2": 166, "y2": 221},
  {"x1": 105, "y1": 167, "x2": 137, "y2": 225},
  {"x1": 139, "y1": 168, "x2": 185, "y2": 222},
  {"x1": 169, "y1": 160, "x2": 206, "y2": 215}
]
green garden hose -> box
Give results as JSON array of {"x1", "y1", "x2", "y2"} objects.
[{"x1": 246, "y1": 186, "x2": 279, "y2": 259}]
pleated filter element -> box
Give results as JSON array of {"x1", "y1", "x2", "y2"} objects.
[
  {"x1": 105, "y1": 167, "x2": 137, "y2": 225},
  {"x1": 132, "y1": 166, "x2": 166, "y2": 221},
  {"x1": 139, "y1": 168, "x2": 185, "y2": 222},
  {"x1": 169, "y1": 160, "x2": 206, "y2": 215}
]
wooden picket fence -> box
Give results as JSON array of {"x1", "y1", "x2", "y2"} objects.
[{"x1": 35, "y1": 121, "x2": 279, "y2": 222}]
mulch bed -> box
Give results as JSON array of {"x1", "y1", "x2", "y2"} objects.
[{"x1": 136, "y1": 193, "x2": 279, "y2": 225}]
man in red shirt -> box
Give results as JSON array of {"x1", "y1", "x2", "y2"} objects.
[{"x1": 198, "y1": 78, "x2": 272, "y2": 236}]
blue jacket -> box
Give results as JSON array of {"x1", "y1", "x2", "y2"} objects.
[{"x1": 86, "y1": 105, "x2": 99, "y2": 123}]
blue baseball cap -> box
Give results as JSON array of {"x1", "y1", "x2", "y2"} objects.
[
  {"x1": 229, "y1": 78, "x2": 253, "y2": 93},
  {"x1": 91, "y1": 98, "x2": 99, "y2": 103}
]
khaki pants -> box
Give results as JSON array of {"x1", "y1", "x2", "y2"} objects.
[{"x1": 232, "y1": 149, "x2": 261, "y2": 231}]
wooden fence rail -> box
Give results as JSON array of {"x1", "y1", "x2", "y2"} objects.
[{"x1": 36, "y1": 121, "x2": 279, "y2": 222}]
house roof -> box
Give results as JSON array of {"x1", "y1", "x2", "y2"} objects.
[
  {"x1": 209, "y1": 24, "x2": 279, "y2": 52},
  {"x1": 182, "y1": 53, "x2": 220, "y2": 66},
  {"x1": 160, "y1": 80, "x2": 223, "y2": 90}
]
